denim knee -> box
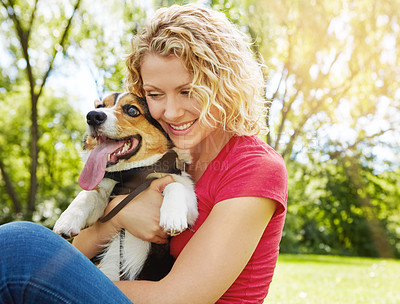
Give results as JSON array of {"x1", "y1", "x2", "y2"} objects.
[
  {"x1": 0, "y1": 221, "x2": 56, "y2": 259},
  {"x1": 0, "y1": 221, "x2": 73, "y2": 303},
  {"x1": 0, "y1": 221, "x2": 58, "y2": 272},
  {"x1": 0, "y1": 221, "x2": 133, "y2": 304},
  {"x1": 0, "y1": 220, "x2": 49, "y2": 239}
]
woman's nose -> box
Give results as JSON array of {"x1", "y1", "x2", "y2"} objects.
[{"x1": 164, "y1": 96, "x2": 184, "y2": 120}]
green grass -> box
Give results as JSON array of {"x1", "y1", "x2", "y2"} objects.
[{"x1": 266, "y1": 254, "x2": 400, "y2": 303}]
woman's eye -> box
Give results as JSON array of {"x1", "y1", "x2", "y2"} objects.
[{"x1": 146, "y1": 93, "x2": 162, "y2": 99}]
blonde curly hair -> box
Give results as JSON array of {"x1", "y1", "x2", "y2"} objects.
[{"x1": 125, "y1": 4, "x2": 266, "y2": 136}]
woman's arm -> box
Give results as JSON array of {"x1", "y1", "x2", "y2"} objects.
[{"x1": 115, "y1": 196, "x2": 277, "y2": 304}]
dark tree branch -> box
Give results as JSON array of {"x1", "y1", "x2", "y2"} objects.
[
  {"x1": 37, "y1": 0, "x2": 82, "y2": 98},
  {"x1": 27, "y1": 0, "x2": 39, "y2": 41}
]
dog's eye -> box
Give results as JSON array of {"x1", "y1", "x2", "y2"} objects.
[{"x1": 124, "y1": 105, "x2": 140, "y2": 117}]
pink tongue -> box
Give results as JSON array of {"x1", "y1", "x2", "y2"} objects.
[{"x1": 78, "y1": 141, "x2": 125, "y2": 190}]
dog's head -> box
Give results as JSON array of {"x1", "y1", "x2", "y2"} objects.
[{"x1": 79, "y1": 92, "x2": 172, "y2": 190}]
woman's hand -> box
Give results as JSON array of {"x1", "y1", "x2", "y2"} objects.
[
  {"x1": 73, "y1": 175, "x2": 174, "y2": 258},
  {"x1": 108, "y1": 175, "x2": 175, "y2": 244}
]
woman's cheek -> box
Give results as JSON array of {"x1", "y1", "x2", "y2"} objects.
[{"x1": 147, "y1": 100, "x2": 162, "y2": 120}]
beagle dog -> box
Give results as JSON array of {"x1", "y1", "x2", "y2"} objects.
[{"x1": 54, "y1": 92, "x2": 198, "y2": 281}]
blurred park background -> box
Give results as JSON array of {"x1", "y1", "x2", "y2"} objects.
[{"x1": 1, "y1": 0, "x2": 399, "y2": 266}]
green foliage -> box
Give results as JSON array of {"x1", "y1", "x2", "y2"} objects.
[
  {"x1": 0, "y1": 89, "x2": 31, "y2": 213},
  {"x1": 34, "y1": 94, "x2": 85, "y2": 226},
  {"x1": 0, "y1": 88, "x2": 85, "y2": 226},
  {"x1": 154, "y1": 0, "x2": 194, "y2": 7},
  {"x1": 281, "y1": 155, "x2": 400, "y2": 257}
]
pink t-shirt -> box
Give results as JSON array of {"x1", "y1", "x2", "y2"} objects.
[{"x1": 170, "y1": 136, "x2": 288, "y2": 303}]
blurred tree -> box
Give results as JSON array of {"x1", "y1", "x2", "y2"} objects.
[
  {"x1": 154, "y1": 0, "x2": 193, "y2": 7},
  {"x1": 0, "y1": 0, "x2": 81, "y2": 219},
  {"x1": 280, "y1": 147, "x2": 400, "y2": 258},
  {"x1": 236, "y1": 0, "x2": 400, "y2": 161},
  {"x1": 0, "y1": 88, "x2": 84, "y2": 226}
]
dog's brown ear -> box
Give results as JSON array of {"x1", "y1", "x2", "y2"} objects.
[{"x1": 94, "y1": 99, "x2": 103, "y2": 108}]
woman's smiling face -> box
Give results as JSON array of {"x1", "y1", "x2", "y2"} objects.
[{"x1": 141, "y1": 53, "x2": 220, "y2": 151}]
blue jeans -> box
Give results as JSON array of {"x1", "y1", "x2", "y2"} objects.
[{"x1": 0, "y1": 221, "x2": 133, "y2": 304}]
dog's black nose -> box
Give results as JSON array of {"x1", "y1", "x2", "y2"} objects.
[{"x1": 87, "y1": 111, "x2": 107, "y2": 126}]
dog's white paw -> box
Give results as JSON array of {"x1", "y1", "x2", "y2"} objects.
[
  {"x1": 53, "y1": 211, "x2": 86, "y2": 239},
  {"x1": 160, "y1": 211, "x2": 188, "y2": 236},
  {"x1": 160, "y1": 183, "x2": 190, "y2": 236},
  {"x1": 160, "y1": 208, "x2": 188, "y2": 236}
]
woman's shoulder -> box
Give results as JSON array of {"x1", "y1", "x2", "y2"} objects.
[
  {"x1": 208, "y1": 135, "x2": 287, "y2": 191},
  {"x1": 208, "y1": 135, "x2": 288, "y2": 211},
  {"x1": 222, "y1": 136, "x2": 285, "y2": 169}
]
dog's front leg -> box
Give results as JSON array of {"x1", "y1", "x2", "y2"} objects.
[
  {"x1": 159, "y1": 174, "x2": 198, "y2": 235},
  {"x1": 54, "y1": 178, "x2": 117, "y2": 238}
]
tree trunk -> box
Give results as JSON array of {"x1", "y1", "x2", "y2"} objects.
[{"x1": 27, "y1": 94, "x2": 39, "y2": 218}]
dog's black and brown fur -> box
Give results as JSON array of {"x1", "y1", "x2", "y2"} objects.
[{"x1": 54, "y1": 93, "x2": 198, "y2": 281}]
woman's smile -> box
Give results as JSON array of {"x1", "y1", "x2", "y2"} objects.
[{"x1": 168, "y1": 119, "x2": 197, "y2": 133}]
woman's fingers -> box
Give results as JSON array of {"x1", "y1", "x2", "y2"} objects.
[
  {"x1": 103, "y1": 175, "x2": 175, "y2": 242},
  {"x1": 149, "y1": 175, "x2": 175, "y2": 193}
]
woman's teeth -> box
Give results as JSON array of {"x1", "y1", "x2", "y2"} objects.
[{"x1": 170, "y1": 120, "x2": 195, "y2": 131}]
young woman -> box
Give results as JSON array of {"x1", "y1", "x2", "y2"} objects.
[{"x1": 0, "y1": 4, "x2": 287, "y2": 304}]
